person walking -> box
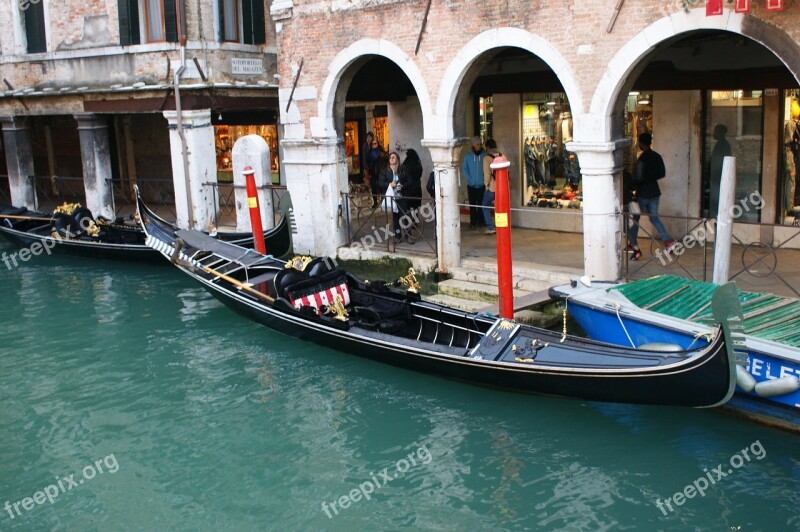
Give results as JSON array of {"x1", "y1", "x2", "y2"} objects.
[
  {"x1": 629, "y1": 132, "x2": 674, "y2": 261},
  {"x1": 481, "y1": 139, "x2": 501, "y2": 235},
  {"x1": 462, "y1": 136, "x2": 486, "y2": 228}
]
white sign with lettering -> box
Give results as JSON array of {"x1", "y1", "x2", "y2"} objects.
[{"x1": 232, "y1": 58, "x2": 264, "y2": 76}]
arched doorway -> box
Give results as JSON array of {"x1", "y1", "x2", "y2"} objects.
[{"x1": 600, "y1": 20, "x2": 800, "y2": 290}]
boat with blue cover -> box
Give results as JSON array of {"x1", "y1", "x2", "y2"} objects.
[{"x1": 550, "y1": 275, "x2": 800, "y2": 431}]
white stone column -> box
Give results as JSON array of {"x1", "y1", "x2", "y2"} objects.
[
  {"x1": 0, "y1": 116, "x2": 35, "y2": 208},
  {"x1": 281, "y1": 137, "x2": 346, "y2": 257},
  {"x1": 74, "y1": 114, "x2": 115, "y2": 220},
  {"x1": 567, "y1": 139, "x2": 630, "y2": 281},
  {"x1": 232, "y1": 134, "x2": 274, "y2": 232},
  {"x1": 422, "y1": 138, "x2": 467, "y2": 273},
  {"x1": 162, "y1": 109, "x2": 217, "y2": 230}
]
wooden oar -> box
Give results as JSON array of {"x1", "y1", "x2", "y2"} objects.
[
  {"x1": 172, "y1": 239, "x2": 275, "y2": 303},
  {"x1": 0, "y1": 214, "x2": 55, "y2": 222}
]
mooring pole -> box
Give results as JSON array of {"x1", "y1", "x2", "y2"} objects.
[
  {"x1": 244, "y1": 165, "x2": 267, "y2": 255},
  {"x1": 491, "y1": 155, "x2": 514, "y2": 319}
]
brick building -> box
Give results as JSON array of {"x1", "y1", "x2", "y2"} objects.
[
  {"x1": 271, "y1": 1, "x2": 800, "y2": 280},
  {"x1": 0, "y1": 0, "x2": 279, "y2": 229}
]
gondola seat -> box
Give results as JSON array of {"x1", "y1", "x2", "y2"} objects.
[{"x1": 279, "y1": 268, "x2": 351, "y2": 312}]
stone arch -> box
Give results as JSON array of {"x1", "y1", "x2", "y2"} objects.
[
  {"x1": 433, "y1": 27, "x2": 584, "y2": 140},
  {"x1": 590, "y1": 8, "x2": 800, "y2": 141},
  {"x1": 313, "y1": 39, "x2": 433, "y2": 139}
]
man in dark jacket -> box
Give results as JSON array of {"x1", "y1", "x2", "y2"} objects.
[{"x1": 628, "y1": 133, "x2": 673, "y2": 260}]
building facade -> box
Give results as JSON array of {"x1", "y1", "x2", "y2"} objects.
[
  {"x1": 271, "y1": 1, "x2": 800, "y2": 280},
  {"x1": 0, "y1": 0, "x2": 279, "y2": 229}
]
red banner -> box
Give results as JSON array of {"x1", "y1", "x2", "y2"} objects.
[
  {"x1": 735, "y1": 0, "x2": 751, "y2": 13},
  {"x1": 766, "y1": 0, "x2": 784, "y2": 11},
  {"x1": 706, "y1": 0, "x2": 723, "y2": 16}
]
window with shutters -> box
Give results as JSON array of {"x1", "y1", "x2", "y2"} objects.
[
  {"x1": 141, "y1": 0, "x2": 178, "y2": 43},
  {"x1": 118, "y1": 0, "x2": 141, "y2": 45},
  {"x1": 219, "y1": 0, "x2": 265, "y2": 45},
  {"x1": 220, "y1": 0, "x2": 239, "y2": 42},
  {"x1": 24, "y1": 0, "x2": 47, "y2": 53}
]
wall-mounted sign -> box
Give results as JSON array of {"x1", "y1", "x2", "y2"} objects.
[{"x1": 232, "y1": 58, "x2": 264, "y2": 76}]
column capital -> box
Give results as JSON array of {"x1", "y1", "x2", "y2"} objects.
[
  {"x1": 162, "y1": 109, "x2": 212, "y2": 129},
  {"x1": 421, "y1": 137, "x2": 469, "y2": 165},
  {"x1": 0, "y1": 115, "x2": 29, "y2": 131},
  {"x1": 566, "y1": 138, "x2": 630, "y2": 177},
  {"x1": 74, "y1": 113, "x2": 107, "y2": 130}
]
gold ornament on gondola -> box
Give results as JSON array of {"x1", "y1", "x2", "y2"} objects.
[
  {"x1": 84, "y1": 220, "x2": 100, "y2": 238},
  {"x1": 327, "y1": 294, "x2": 349, "y2": 322},
  {"x1": 53, "y1": 202, "x2": 81, "y2": 215},
  {"x1": 285, "y1": 255, "x2": 313, "y2": 272},
  {"x1": 398, "y1": 268, "x2": 420, "y2": 293},
  {"x1": 498, "y1": 319, "x2": 515, "y2": 330}
]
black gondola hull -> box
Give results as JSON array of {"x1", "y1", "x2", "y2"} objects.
[
  {"x1": 0, "y1": 204, "x2": 292, "y2": 262},
  {"x1": 196, "y1": 272, "x2": 733, "y2": 407}
]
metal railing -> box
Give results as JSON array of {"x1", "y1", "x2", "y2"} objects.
[
  {"x1": 108, "y1": 178, "x2": 177, "y2": 222},
  {"x1": 623, "y1": 211, "x2": 800, "y2": 299},
  {"x1": 340, "y1": 188, "x2": 437, "y2": 255},
  {"x1": 29, "y1": 175, "x2": 86, "y2": 212},
  {"x1": 205, "y1": 182, "x2": 291, "y2": 228}
]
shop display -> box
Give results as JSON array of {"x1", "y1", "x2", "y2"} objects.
[
  {"x1": 521, "y1": 93, "x2": 581, "y2": 208},
  {"x1": 214, "y1": 124, "x2": 280, "y2": 183}
]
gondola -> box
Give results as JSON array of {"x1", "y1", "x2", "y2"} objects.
[
  {"x1": 139, "y1": 195, "x2": 741, "y2": 407},
  {"x1": 0, "y1": 197, "x2": 291, "y2": 262}
]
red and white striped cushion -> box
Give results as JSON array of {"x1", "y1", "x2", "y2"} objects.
[{"x1": 291, "y1": 283, "x2": 350, "y2": 311}]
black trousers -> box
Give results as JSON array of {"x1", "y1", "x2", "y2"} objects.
[{"x1": 467, "y1": 186, "x2": 486, "y2": 226}]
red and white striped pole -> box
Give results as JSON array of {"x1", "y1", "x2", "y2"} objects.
[
  {"x1": 490, "y1": 155, "x2": 514, "y2": 320},
  {"x1": 243, "y1": 166, "x2": 267, "y2": 255}
]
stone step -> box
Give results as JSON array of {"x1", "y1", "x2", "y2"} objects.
[
  {"x1": 438, "y1": 279, "x2": 532, "y2": 303},
  {"x1": 424, "y1": 294, "x2": 487, "y2": 312},
  {"x1": 449, "y1": 268, "x2": 553, "y2": 293},
  {"x1": 460, "y1": 257, "x2": 578, "y2": 285}
]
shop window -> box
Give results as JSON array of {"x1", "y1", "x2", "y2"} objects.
[
  {"x1": 781, "y1": 89, "x2": 800, "y2": 225},
  {"x1": 118, "y1": 0, "x2": 141, "y2": 46},
  {"x1": 344, "y1": 121, "x2": 360, "y2": 176},
  {"x1": 623, "y1": 92, "x2": 653, "y2": 175},
  {"x1": 478, "y1": 96, "x2": 493, "y2": 143},
  {"x1": 520, "y1": 93, "x2": 579, "y2": 208},
  {"x1": 143, "y1": 0, "x2": 178, "y2": 43},
  {"x1": 23, "y1": 0, "x2": 47, "y2": 53},
  {"x1": 372, "y1": 116, "x2": 388, "y2": 151},
  {"x1": 214, "y1": 124, "x2": 279, "y2": 183},
  {"x1": 703, "y1": 90, "x2": 763, "y2": 223}
]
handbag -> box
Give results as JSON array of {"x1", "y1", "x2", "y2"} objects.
[
  {"x1": 381, "y1": 183, "x2": 398, "y2": 213},
  {"x1": 628, "y1": 200, "x2": 641, "y2": 215}
]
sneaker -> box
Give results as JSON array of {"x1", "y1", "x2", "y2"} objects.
[
  {"x1": 626, "y1": 243, "x2": 635, "y2": 254},
  {"x1": 630, "y1": 249, "x2": 642, "y2": 261},
  {"x1": 664, "y1": 240, "x2": 675, "y2": 251},
  {"x1": 485, "y1": 229, "x2": 496, "y2": 235}
]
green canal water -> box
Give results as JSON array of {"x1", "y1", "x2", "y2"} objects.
[{"x1": 1, "y1": 246, "x2": 799, "y2": 531}]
